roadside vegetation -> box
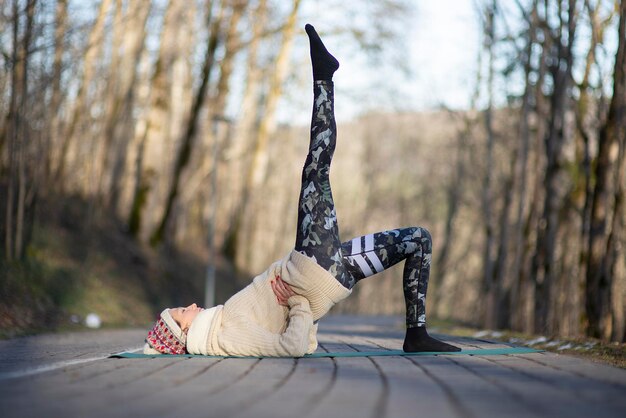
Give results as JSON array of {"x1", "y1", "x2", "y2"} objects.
[
  {"x1": 0, "y1": 194, "x2": 240, "y2": 339},
  {"x1": 429, "y1": 319, "x2": 626, "y2": 369}
]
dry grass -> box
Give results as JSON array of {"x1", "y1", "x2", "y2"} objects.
[
  {"x1": 429, "y1": 318, "x2": 626, "y2": 369},
  {"x1": 0, "y1": 195, "x2": 242, "y2": 339}
]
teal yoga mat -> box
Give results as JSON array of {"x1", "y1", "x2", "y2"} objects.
[{"x1": 111, "y1": 347, "x2": 542, "y2": 359}]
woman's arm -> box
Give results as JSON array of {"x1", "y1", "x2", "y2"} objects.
[
  {"x1": 230, "y1": 293, "x2": 313, "y2": 357},
  {"x1": 221, "y1": 282, "x2": 314, "y2": 357},
  {"x1": 272, "y1": 276, "x2": 316, "y2": 355},
  {"x1": 275, "y1": 294, "x2": 314, "y2": 356}
]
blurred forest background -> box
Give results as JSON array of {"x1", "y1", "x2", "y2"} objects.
[{"x1": 1, "y1": 0, "x2": 625, "y2": 342}]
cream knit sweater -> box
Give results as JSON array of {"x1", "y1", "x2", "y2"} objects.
[{"x1": 186, "y1": 250, "x2": 351, "y2": 357}]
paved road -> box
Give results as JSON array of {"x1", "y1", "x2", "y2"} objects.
[{"x1": 1, "y1": 316, "x2": 625, "y2": 418}]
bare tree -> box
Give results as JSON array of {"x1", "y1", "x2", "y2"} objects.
[
  {"x1": 54, "y1": 0, "x2": 113, "y2": 187},
  {"x1": 577, "y1": 1, "x2": 611, "y2": 240},
  {"x1": 481, "y1": 0, "x2": 499, "y2": 328},
  {"x1": 531, "y1": 0, "x2": 578, "y2": 334},
  {"x1": 4, "y1": 0, "x2": 36, "y2": 261},
  {"x1": 585, "y1": 0, "x2": 626, "y2": 340},
  {"x1": 509, "y1": 1, "x2": 539, "y2": 332},
  {"x1": 150, "y1": 0, "x2": 224, "y2": 246},
  {"x1": 221, "y1": 0, "x2": 268, "y2": 261},
  {"x1": 128, "y1": 0, "x2": 189, "y2": 241},
  {"x1": 42, "y1": 0, "x2": 68, "y2": 185},
  {"x1": 233, "y1": 0, "x2": 302, "y2": 267},
  {"x1": 98, "y1": 0, "x2": 151, "y2": 210}
]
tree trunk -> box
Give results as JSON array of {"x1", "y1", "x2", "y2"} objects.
[
  {"x1": 574, "y1": 1, "x2": 613, "y2": 320},
  {"x1": 55, "y1": 0, "x2": 112, "y2": 187},
  {"x1": 177, "y1": 0, "x2": 247, "y2": 240},
  {"x1": 235, "y1": 0, "x2": 302, "y2": 267},
  {"x1": 5, "y1": 0, "x2": 21, "y2": 261},
  {"x1": 97, "y1": 0, "x2": 151, "y2": 210},
  {"x1": 108, "y1": 1, "x2": 152, "y2": 211},
  {"x1": 211, "y1": 0, "x2": 246, "y2": 114},
  {"x1": 248, "y1": 0, "x2": 301, "y2": 193},
  {"x1": 46, "y1": 0, "x2": 68, "y2": 184},
  {"x1": 128, "y1": 0, "x2": 187, "y2": 240},
  {"x1": 532, "y1": 0, "x2": 577, "y2": 334},
  {"x1": 493, "y1": 159, "x2": 515, "y2": 329},
  {"x1": 221, "y1": 0, "x2": 268, "y2": 261},
  {"x1": 510, "y1": 1, "x2": 538, "y2": 331},
  {"x1": 482, "y1": 1, "x2": 498, "y2": 329},
  {"x1": 150, "y1": 0, "x2": 223, "y2": 246},
  {"x1": 608, "y1": 138, "x2": 625, "y2": 341},
  {"x1": 585, "y1": 0, "x2": 626, "y2": 340},
  {"x1": 518, "y1": 0, "x2": 552, "y2": 334},
  {"x1": 4, "y1": 0, "x2": 36, "y2": 261}
]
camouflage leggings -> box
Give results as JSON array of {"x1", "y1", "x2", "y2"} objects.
[{"x1": 294, "y1": 81, "x2": 430, "y2": 328}]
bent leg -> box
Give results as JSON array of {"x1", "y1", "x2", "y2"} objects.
[
  {"x1": 339, "y1": 227, "x2": 431, "y2": 327},
  {"x1": 340, "y1": 227, "x2": 460, "y2": 352}
]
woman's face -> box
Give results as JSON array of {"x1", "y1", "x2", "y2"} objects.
[{"x1": 170, "y1": 303, "x2": 203, "y2": 333}]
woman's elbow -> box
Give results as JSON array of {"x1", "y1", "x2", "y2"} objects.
[
  {"x1": 282, "y1": 339, "x2": 308, "y2": 357},
  {"x1": 291, "y1": 346, "x2": 307, "y2": 357}
]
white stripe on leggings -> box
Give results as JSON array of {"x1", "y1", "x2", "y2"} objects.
[
  {"x1": 351, "y1": 254, "x2": 374, "y2": 277},
  {"x1": 366, "y1": 251, "x2": 384, "y2": 273},
  {"x1": 351, "y1": 237, "x2": 361, "y2": 255},
  {"x1": 364, "y1": 234, "x2": 374, "y2": 252}
]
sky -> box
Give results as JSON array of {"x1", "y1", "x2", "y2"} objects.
[
  {"x1": 275, "y1": 0, "x2": 481, "y2": 124},
  {"x1": 406, "y1": 0, "x2": 480, "y2": 110},
  {"x1": 68, "y1": 0, "x2": 481, "y2": 125},
  {"x1": 69, "y1": 0, "x2": 619, "y2": 126}
]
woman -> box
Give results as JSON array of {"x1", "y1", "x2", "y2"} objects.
[{"x1": 144, "y1": 24, "x2": 460, "y2": 357}]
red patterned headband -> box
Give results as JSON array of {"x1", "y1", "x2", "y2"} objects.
[{"x1": 146, "y1": 314, "x2": 186, "y2": 355}]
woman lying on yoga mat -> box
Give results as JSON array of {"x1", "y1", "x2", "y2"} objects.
[{"x1": 144, "y1": 24, "x2": 460, "y2": 357}]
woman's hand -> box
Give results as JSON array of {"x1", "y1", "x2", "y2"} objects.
[{"x1": 271, "y1": 276, "x2": 296, "y2": 306}]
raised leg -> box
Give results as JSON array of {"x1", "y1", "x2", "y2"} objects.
[
  {"x1": 294, "y1": 25, "x2": 348, "y2": 283},
  {"x1": 294, "y1": 81, "x2": 344, "y2": 277}
]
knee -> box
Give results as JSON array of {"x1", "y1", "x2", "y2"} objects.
[
  {"x1": 415, "y1": 227, "x2": 432, "y2": 247},
  {"x1": 412, "y1": 227, "x2": 430, "y2": 240}
]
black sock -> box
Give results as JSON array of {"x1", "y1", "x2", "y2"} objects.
[
  {"x1": 305, "y1": 24, "x2": 339, "y2": 81},
  {"x1": 403, "y1": 327, "x2": 461, "y2": 352}
]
